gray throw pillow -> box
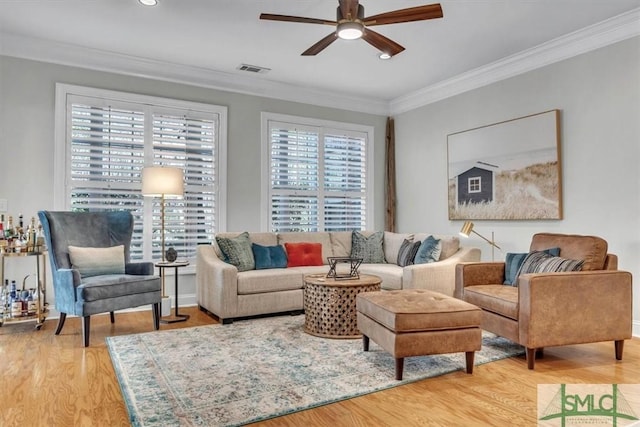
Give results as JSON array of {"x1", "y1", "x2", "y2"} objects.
[
  {"x1": 215, "y1": 232, "x2": 255, "y2": 272},
  {"x1": 351, "y1": 231, "x2": 385, "y2": 263}
]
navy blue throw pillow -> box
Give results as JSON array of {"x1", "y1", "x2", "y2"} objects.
[{"x1": 252, "y1": 243, "x2": 288, "y2": 270}]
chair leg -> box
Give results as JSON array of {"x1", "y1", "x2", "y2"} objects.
[
  {"x1": 465, "y1": 351, "x2": 475, "y2": 374},
  {"x1": 615, "y1": 340, "x2": 624, "y2": 360},
  {"x1": 55, "y1": 313, "x2": 67, "y2": 335},
  {"x1": 363, "y1": 334, "x2": 370, "y2": 351},
  {"x1": 152, "y1": 303, "x2": 160, "y2": 330},
  {"x1": 526, "y1": 347, "x2": 536, "y2": 370},
  {"x1": 82, "y1": 316, "x2": 91, "y2": 347},
  {"x1": 395, "y1": 358, "x2": 405, "y2": 380},
  {"x1": 110, "y1": 311, "x2": 115, "y2": 324}
]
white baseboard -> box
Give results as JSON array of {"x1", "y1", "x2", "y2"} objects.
[{"x1": 633, "y1": 320, "x2": 640, "y2": 338}]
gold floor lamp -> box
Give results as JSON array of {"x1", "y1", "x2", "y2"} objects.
[
  {"x1": 459, "y1": 221, "x2": 501, "y2": 261},
  {"x1": 142, "y1": 166, "x2": 184, "y2": 313}
]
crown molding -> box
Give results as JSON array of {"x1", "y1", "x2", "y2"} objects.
[
  {"x1": 389, "y1": 8, "x2": 640, "y2": 115},
  {"x1": 1, "y1": 8, "x2": 638, "y2": 118},
  {"x1": 0, "y1": 32, "x2": 390, "y2": 116}
]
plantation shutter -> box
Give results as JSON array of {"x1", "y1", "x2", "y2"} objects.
[
  {"x1": 323, "y1": 132, "x2": 367, "y2": 231},
  {"x1": 69, "y1": 98, "x2": 146, "y2": 258},
  {"x1": 67, "y1": 94, "x2": 219, "y2": 262},
  {"x1": 151, "y1": 111, "x2": 216, "y2": 260},
  {"x1": 268, "y1": 120, "x2": 368, "y2": 232}
]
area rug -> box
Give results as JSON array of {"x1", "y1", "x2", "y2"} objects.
[{"x1": 107, "y1": 315, "x2": 524, "y2": 426}]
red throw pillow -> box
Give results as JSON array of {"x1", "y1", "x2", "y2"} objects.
[{"x1": 284, "y1": 242, "x2": 323, "y2": 267}]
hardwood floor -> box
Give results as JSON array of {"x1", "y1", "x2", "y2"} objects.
[{"x1": 1, "y1": 308, "x2": 638, "y2": 426}]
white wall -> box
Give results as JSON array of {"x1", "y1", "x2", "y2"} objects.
[
  {"x1": 394, "y1": 37, "x2": 640, "y2": 335},
  {"x1": 0, "y1": 56, "x2": 387, "y2": 316}
]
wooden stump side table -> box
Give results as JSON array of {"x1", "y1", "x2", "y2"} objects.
[{"x1": 303, "y1": 273, "x2": 381, "y2": 339}]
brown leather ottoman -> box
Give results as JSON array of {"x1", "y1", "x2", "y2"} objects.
[{"x1": 356, "y1": 289, "x2": 483, "y2": 380}]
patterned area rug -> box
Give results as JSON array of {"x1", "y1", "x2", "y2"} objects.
[{"x1": 107, "y1": 315, "x2": 524, "y2": 426}]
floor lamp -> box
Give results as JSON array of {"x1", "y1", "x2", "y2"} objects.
[
  {"x1": 459, "y1": 221, "x2": 501, "y2": 261},
  {"x1": 142, "y1": 166, "x2": 184, "y2": 315}
]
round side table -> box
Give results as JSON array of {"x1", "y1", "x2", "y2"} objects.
[
  {"x1": 303, "y1": 273, "x2": 382, "y2": 339},
  {"x1": 156, "y1": 261, "x2": 190, "y2": 324}
]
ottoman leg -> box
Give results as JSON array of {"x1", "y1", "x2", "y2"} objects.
[
  {"x1": 395, "y1": 358, "x2": 404, "y2": 380},
  {"x1": 465, "y1": 351, "x2": 475, "y2": 374},
  {"x1": 363, "y1": 334, "x2": 370, "y2": 351}
]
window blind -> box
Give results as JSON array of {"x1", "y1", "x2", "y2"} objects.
[
  {"x1": 267, "y1": 120, "x2": 369, "y2": 232},
  {"x1": 67, "y1": 93, "x2": 221, "y2": 262}
]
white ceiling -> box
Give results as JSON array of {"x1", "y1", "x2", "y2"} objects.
[{"x1": 1, "y1": 0, "x2": 639, "y2": 114}]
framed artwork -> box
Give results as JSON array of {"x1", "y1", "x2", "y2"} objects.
[{"x1": 447, "y1": 110, "x2": 562, "y2": 220}]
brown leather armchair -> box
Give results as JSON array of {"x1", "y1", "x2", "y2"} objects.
[{"x1": 455, "y1": 233, "x2": 632, "y2": 369}]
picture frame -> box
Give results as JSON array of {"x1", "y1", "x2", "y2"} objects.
[{"x1": 447, "y1": 110, "x2": 562, "y2": 220}]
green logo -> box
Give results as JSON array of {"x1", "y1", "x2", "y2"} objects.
[{"x1": 539, "y1": 384, "x2": 639, "y2": 426}]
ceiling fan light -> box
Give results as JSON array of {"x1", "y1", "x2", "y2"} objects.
[
  {"x1": 337, "y1": 21, "x2": 364, "y2": 40},
  {"x1": 138, "y1": 0, "x2": 158, "y2": 6},
  {"x1": 379, "y1": 52, "x2": 392, "y2": 60}
]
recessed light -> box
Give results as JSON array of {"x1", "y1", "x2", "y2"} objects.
[
  {"x1": 138, "y1": 0, "x2": 158, "y2": 6},
  {"x1": 379, "y1": 52, "x2": 392, "y2": 60}
]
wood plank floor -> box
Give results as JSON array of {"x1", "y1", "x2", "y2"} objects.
[{"x1": 1, "y1": 307, "x2": 638, "y2": 426}]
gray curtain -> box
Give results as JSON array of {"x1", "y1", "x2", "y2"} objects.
[{"x1": 385, "y1": 117, "x2": 396, "y2": 232}]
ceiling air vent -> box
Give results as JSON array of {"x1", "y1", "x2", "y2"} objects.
[{"x1": 237, "y1": 64, "x2": 271, "y2": 74}]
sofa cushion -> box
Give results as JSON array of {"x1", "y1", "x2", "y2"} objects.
[
  {"x1": 330, "y1": 231, "x2": 352, "y2": 258},
  {"x1": 414, "y1": 235, "x2": 442, "y2": 264},
  {"x1": 503, "y1": 247, "x2": 560, "y2": 285},
  {"x1": 68, "y1": 245, "x2": 125, "y2": 278},
  {"x1": 384, "y1": 232, "x2": 414, "y2": 264},
  {"x1": 216, "y1": 232, "x2": 255, "y2": 272},
  {"x1": 237, "y1": 269, "x2": 304, "y2": 295},
  {"x1": 77, "y1": 274, "x2": 159, "y2": 302},
  {"x1": 530, "y1": 233, "x2": 607, "y2": 271},
  {"x1": 351, "y1": 231, "x2": 385, "y2": 263},
  {"x1": 252, "y1": 243, "x2": 287, "y2": 270},
  {"x1": 359, "y1": 263, "x2": 403, "y2": 290},
  {"x1": 463, "y1": 285, "x2": 519, "y2": 320},
  {"x1": 397, "y1": 239, "x2": 420, "y2": 267},
  {"x1": 278, "y1": 232, "x2": 333, "y2": 264},
  {"x1": 414, "y1": 234, "x2": 459, "y2": 260},
  {"x1": 285, "y1": 242, "x2": 323, "y2": 267}
]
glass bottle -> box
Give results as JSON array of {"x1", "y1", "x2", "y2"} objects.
[
  {"x1": 5, "y1": 215, "x2": 14, "y2": 243},
  {"x1": 10, "y1": 280, "x2": 21, "y2": 317}
]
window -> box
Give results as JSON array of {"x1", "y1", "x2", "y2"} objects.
[
  {"x1": 55, "y1": 84, "x2": 227, "y2": 262},
  {"x1": 468, "y1": 177, "x2": 481, "y2": 193},
  {"x1": 261, "y1": 113, "x2": 374, "y2": 232}
]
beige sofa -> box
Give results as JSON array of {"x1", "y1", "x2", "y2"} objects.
[{"x1": 196, "y1": 231, "x2": 480, "y2": 323}]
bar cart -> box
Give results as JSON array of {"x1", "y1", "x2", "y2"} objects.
[{"x1": 0, "y1": 244, "x2": 48, "y2": 330}]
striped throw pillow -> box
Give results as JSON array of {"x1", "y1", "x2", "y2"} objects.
[
  {"x1": 396, "y1": 239, "x2": 421, "y2": 267},
  {"x1": 514, "y1": 250, "x2": 584, "y2": 285}
]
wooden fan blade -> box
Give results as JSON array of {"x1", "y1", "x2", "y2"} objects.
[
  {"x1": 361, "y1": 29, "x2": 405, "y2": 57},
  {"x1": 302, "y1": 32, "x2": 339, "y2": 56},
  {"x1": 364, "y1": 3, "x2": 443, "y2": 26},
  {"x1": 338, "y1": 0, "x2": 360, "y2": 21},
  {"x1": 260, "y1": 13, "x2": 336, "y2": 26}
]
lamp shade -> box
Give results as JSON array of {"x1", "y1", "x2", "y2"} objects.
[
  {"x1": 459, "y1": 221, "x2": 474, "y2": 238},
  {"x1": 142, "y1": 167, "x2": 184, "y2": 197}
]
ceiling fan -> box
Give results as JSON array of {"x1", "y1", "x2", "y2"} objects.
[{"x1": 259, "y1": 0, "x2": 443, "y2": 57}]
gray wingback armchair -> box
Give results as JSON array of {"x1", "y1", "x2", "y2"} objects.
[{"x1": 38, "y1": 210, "x2": 161, "y2": 346}]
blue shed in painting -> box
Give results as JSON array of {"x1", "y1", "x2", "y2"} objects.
[{"x1": 457, "y1": 166, "x2": 494, "y2": 205}]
